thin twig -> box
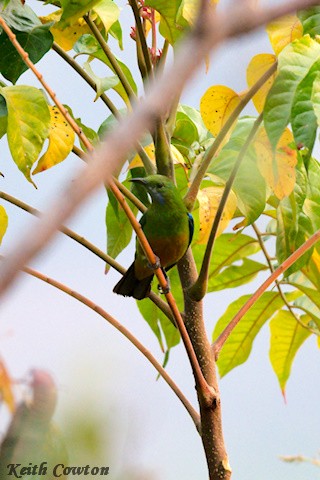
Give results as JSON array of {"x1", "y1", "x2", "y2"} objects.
[
  {"x1": 17, "y1": 263, "x2": 200, "y2": 430},
  {"x1": 213, "y1": 229, "x2": 320, "y2": 358},
  {"x1": 128, "y1": 0, "x2": 152, "y2": 75},
  {"x1": 189, "y1": 113, "x2": 263, "y2": 301}
]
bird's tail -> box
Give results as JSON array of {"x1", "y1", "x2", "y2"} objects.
[{"x1": 113, "y1": 263, "x2": 153, "y2": 300}]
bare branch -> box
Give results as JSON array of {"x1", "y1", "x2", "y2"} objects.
[{"x1": 18, "y1": 263, "x2": 200, "y2": 431}]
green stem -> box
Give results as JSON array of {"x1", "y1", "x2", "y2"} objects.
[
  {"x1": 52, "y1": 42, "x2": 119, "y2": 117},
  {"x1": 84, "y1": 14, "x2": 136, "y2": 101},
  {"x1": 128, "y1": 0, "x2": 152, "y2": 75},
  {"x1": 184, "y1": 61, "x2": 277, "y2": 211},
  {"x1": 154, "y1": 120, "x2": 174, "y2": 179},
  {"x1": 188, "y1": 113, "x2": 263, "y2": 301}
]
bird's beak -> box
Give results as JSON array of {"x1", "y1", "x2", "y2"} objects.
[{"x1": 129, "y1": 177, "x2": 147, "y2": 186}]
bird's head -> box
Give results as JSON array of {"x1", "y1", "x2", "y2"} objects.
[{"x1": 130, "y1": 175, "x2": 176, "y2": 205}]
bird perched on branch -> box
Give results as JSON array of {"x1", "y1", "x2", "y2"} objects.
[{"x1": 113, "y1": 175, "x2": 194, "y2": 300}]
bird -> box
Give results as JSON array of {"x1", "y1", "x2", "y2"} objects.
[{"x1": 113, "y1": 175, "x2": 194, "y2": 300}]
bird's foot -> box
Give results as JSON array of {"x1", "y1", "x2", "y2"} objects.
[{"x1": 148, "y1": 256, "x2": 161, "y2": 271}]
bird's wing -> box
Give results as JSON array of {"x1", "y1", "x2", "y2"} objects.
[{"x1": 187, "y1": 213, "x2": 194, "y2": 247}]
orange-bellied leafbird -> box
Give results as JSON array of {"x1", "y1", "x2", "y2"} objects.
[{"x1": 113, "y1": 175, "x2": 194, "y2": 299}]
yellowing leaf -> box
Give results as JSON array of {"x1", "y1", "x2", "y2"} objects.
[
  {"x1": 93, "y1": 0, "x2": 120, "y2": 33},
  {"x1": 246, "y1": 53, "x2": 277, "y2": 113},
  {"x1": 266, "y1": 14, "x2": 303, "y2": 56},
  {"x1": 41, "y1": 10, "x2": 91, "y2": 51},
  {"x1": 254, "y1": 127, "x2": 297, "y2": 199},
  {"x1": 270, "y1": 310, "x2": 311, "y2": 395},
  {"x1": 0, "y1": 85, "x2": 50, "y2": 185},
  {"x1": 129, "y1": 143, "x2": 185, "y2": 169},
  {"x1": 0, "y1": 360, "x2": 15, "y2": 412},
  {"x1": 197, "y1": 186, "x2": 237, "y2": 244},
  {"x1": 33, "y1": 106, "x2": 75, "y2": 174},
  {"x1": 0, "y1": 206, "x2": 8, "y2": 244},
  {"x1": 200, "y1": 85, "x2": 241, "y2": 137}
]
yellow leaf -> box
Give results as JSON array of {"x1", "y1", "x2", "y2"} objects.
[
  {"x1": 266, "y1": 14, "x2": 303, "y2": 56},
  {"x1": 254, "y1": 128, "x2": 297, "y2": 199},
  {"x1": 246, "y1": 53, "x2": 277, "y2": 113},
  {"x1": 128, "y1": 143, "x2": 185, "y2": 169},
  {"x1": 197, "y1": 186, "x2": 237, "y2": 244},
  {"x1": 0, "y1": 360, "x2": 15, "y2": 412},
  {"x1": 200, "y1": 85, "x2": 241, "y2": 137},
  {"x1": 145, "y1": 11, "x2": 161, "y2": 36},
  {"x1": 33, "y1": 106, "x2": 75, "y2": 174},
  {"x1": 41, "y1": 10, "x2": 92, "y2": 51},
  {"x1": 0, "y1": 205, "x2": 8, "y2": 244}
]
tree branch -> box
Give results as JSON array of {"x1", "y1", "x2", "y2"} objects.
[
  {"x1": 213, "y1": 229, "x2": 320, "y2": 358},
  {"x1": 128, "y1": 0, "x2": 153, "y2": 77},
  {"x1": 189, "y1": 113, "x2": 263, "y2": 301},
  {"x1": 17, "y1": 263, "x2": 200, "y2": 431}
]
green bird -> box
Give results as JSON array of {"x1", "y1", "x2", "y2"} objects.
[{"x1": 113, "y1": 175, "x2": 194, "y2": 300}]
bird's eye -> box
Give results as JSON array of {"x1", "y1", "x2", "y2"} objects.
[{"x1": 157, "y1": 183, "x2": 164, "y2": 189}]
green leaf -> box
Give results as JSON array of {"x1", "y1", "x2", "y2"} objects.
[
  {"x1": 59, "y1": 0, "x2": 101, "y2": 28},
  {"x1": 209, "y1": 118, "x2": 266, "y2": 226},
  {"x1": 105, "y1": 187, "x2": 137, "y2": 272},
  {"x1": 208, "y1": 258, "x2": 268, "y2": 291},
  {"x1": 212, "y1": 291, "x2": 300, "y2": 377},
  {"x1": 0, "y1": 85, "x2": 50, "y2": 184},
  {"x1": 145, "y1": 0, "x2": 186, "y2": 45},
  {"x1": 93, "y1": 0, "x2": 120, "y2": 33},
  {"x1": 298, "y1": 7, "x2": 320, "y2": 37},
  {"x1": 264, "y1": 35, "x2": 320, "y2": 150},
  {"x1": 108, "y1": 19, "x2": 123, "y2": 50},
  {"x1": 0, "y1": 94, "x2": 7, "y2": 139},
  {"x1": 0, "y1": 1, "x2": 53, "y2": 84},
  {"x1": 0, "y1": 0, "x2": 40, "y2": 32},
  {"x1": 0, "y1": 205, "x2": 8, "y2": 244},
  {"x1": 276, "y1": 160, "x2": 313, "y2": 276},
  {"x1": 194, "y1": 233, "x2": 267, "y2": 291},
  {"x1": 289, "y1": 281, "x2": 320, "y2": 310},
  {"x1": 178, "y1": 104, "x2": 209, "y2": 144},
  {"x1": 291, "y1": 59, "x2": 320, "y2": 157},
  {"x1": 83, "y1": 61, "x2": 119, "y2": 101},
  {"x1": 269, "y1": 310, "x2": 311, "y2": 394},
  {"x1": 303, "y1": 157, "x2": 320, "y2": 230},
  {"x1": 74, "y1": 34, "x2": 137, "y2": 103},
  {"x1": 137, "y1": 269, "x2": 181, "y2": 352}
]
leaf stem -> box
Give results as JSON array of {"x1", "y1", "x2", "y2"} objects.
[
  {"x1": 189, "y1": 113, "x2": 263, "y2": 301},
  {"x1": 84, "y1": 14, "x2": 136, "y2": 102},
  {"x1": 18, "y1": 263, "x2": 200, "y2": 431},
  {"x1": 184, "y1": 61, "x2": 277, "y2": 211},
  {"x1": 128, "y1": 0, "x2": 153, "y2": 76},
  {"x1": 213, "y1": 229, "x2": 320, "y2": 358}
]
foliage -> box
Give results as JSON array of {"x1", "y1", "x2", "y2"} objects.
[{"x1": 0, "y1": 0, "x2": 320, "y2": 478}]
